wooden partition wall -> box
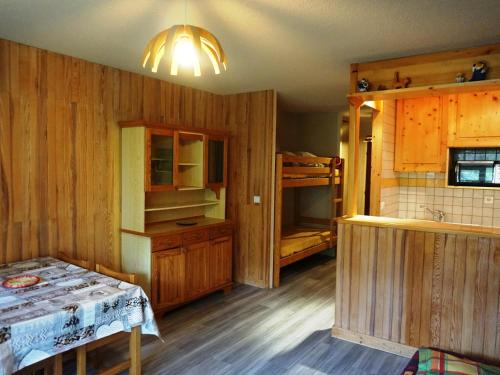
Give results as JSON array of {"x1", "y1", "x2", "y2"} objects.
[
  {"x1": 0, "y1": 38, "x2": 276, "y2": 287},
  {"x1": 223, "y1": 91, "x2": 277, "y2": 287},
  {"x1": 335, "y1": 221, "x2": 500, "y2": 361}
]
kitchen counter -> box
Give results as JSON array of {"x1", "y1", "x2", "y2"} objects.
[
  {"x1": 333, "y1": 214, "x2": 500, "y2": 361},
  {"x1": 337, "y1": 215, "x2": 500, "y2": 238},
  {"x1": 121, "y1": 217, "x2": 231, "y2": 238}
]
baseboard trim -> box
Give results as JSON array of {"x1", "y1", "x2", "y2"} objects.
[{"x1": 331, "y1": 326, "x2": 417, "y2": 358}]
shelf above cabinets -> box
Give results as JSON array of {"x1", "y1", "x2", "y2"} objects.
[
  {"x1": 145, "y1": 200, "x2": 219, "y2": 212},
  {"x1": 178, "y1": 162, "x2": 201, "y2": 166},
  {"x1": 176, "y1": 185, "x2": 205, "y2": 191},
  {"x1": 348, "y1": 79, "x2": 500, "y2": 102}
]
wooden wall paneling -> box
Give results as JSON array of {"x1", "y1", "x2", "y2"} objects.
[
  {"x1": 494, "y1": 239, "x2": 500, "y2": 360},
  {"x1": 372, "y1": 227, "x2": 385, "y2": 338},
  {"x1": 439, "y1": 234, "x2": 456, "y2": 350},
  {"x1": 349, "y1": 225, "x2": 361, "y2": 332},
  {"x1": 400, "y1": 230, "x2": 415, "y2": 346},
  {"x1": 484, "y1": 239, "x2": 500, "y2": 359},
  {"x1": 0, "y1": 40, "x2": 12, "y2": 265},
  {"x1": 334, "y1": 221, "x2": 500, "y2": 361},
  {"x1": 471, "y1": 237, "x2": 490, "y2": 354},
  {"x1": 450, "y1": 235, "x2": 466, "y2": 353},
  {"x1": 429, "y1": 233, "x2": 445, "y2": 348},
  {"x1": 341, "y1": 222, "x2": 352, "y2": 329},
  {"x1": 461, "y1": 236, "x2": 478, "y2": 353},
  {"x1": 390, "y1": 229, "x2": 405, "y2": 343},
  {"x1": 335, "y1": 223, "x2": 344, "y2": 327},
  {"x1": 0, "y1": 37, "x2": 274, "y2": 290},
  {"x1": 223, "y1": 90, "x2": 276, "y2": 288},
  {"x1": 419, "y1": 232, "x2": 435, "y2": 346},
  {"x1": 365, "y1": 225, "x2": 378, "y2": 336},
  {"x1": 357, "y1": 225, "x2": 370, "y2": 334}
]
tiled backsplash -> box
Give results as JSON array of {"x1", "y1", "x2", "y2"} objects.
[{"x1": 392, "y1": 172, "x2": 500, "y2": 227}]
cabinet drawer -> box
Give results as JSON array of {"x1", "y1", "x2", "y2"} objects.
[
  {"x1": 210, "y1": 225, "x2": 233, "y2": 239},
  {"x1": 152, "y1": 235, "x2": 182, "y2": 251},
  {"x1": 182, "y1": 229, "x2": 209, "y2": 245}
]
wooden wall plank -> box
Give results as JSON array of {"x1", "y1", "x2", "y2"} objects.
[
  {"x1": 334, "y1": 223, "x2": 344, "y2": 327},
  {"x1": 350, "y1": 225, "x2": 362, "y2": 332},
  {"x1": 485, "y1": 239, "x2": 500, "y2": 358},
  {"x1": 341, "y1": 223, "x2": 352, "y2": 329},
  {"x1": 357, "y1": 225, "x2": 370, "y2": 334}
]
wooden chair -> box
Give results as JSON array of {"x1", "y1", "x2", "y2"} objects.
[
  {"x1": 80, "y1": 264, "x2": 138, "y2": 375},
  {"x1": 56, "y1": 252, "x2": 90, "y2": 269}
]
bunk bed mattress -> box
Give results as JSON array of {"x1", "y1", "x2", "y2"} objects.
[{"x1": 280, "y1": 227, "x2": 331, "y2": 258}]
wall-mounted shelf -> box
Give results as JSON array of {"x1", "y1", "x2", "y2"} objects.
[
  {"x1": 145, "y1": 200, "x2": 219, "y2": 212},
  {"x1": 348, "y1": 79, "x2": 500, "y2": 102},
  {"x1": 177, "y1": 185, "x2": 204, "y2": 191},
  {"x1": 178, "y1": 162, "x2": 200, "y2": 166}
]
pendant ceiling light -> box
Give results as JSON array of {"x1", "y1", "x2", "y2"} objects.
[{"x1": 142, "y1": 1, "x2": 227, "y2": 77}]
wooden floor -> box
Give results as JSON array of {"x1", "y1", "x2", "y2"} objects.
[{"x1": 71, "y1": 255, "x2": 410, "y2": 374}]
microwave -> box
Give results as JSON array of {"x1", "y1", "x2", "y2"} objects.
[{"x1": 449, "y1": 160, "x2": 500, "y2": 187}]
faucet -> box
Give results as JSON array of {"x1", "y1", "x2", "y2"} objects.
[{"x1": 426, "y1": 207, "x2": 446, "y2": 222}]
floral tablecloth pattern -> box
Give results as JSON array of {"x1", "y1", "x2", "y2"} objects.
[{"x1": 0, "y1": 257, "x2": 159, "y2": 375}]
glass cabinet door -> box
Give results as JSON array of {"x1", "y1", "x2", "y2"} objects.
[
  {"x1": 205, "y1": 136, "x2": 227, "y2": 188},
  {"x1": 146, "y1": 128, "x2": 177, "y2": 191}
]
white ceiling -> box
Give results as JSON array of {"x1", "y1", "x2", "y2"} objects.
[{"x1": 0, "y1": 0, "x2": 499, "y2": 112}]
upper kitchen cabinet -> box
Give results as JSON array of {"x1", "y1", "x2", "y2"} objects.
[
  {"x1": 447, "y1": 90, "x2": 500, "y2": 147},
  {"x1": 204, "y1": 135, "x2": 228, "y2": 193},
  {"x1": 146, "y1": 128, "x2": 178, "y2": 191},
  {"x1": 395, "y1": 97, "x2": 447, "y2": 172}
]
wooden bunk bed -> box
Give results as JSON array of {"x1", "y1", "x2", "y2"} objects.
[{"x1": 273, "y1": 153, "x2": 344, "y2": 287}]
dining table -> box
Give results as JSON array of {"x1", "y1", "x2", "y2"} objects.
[{"x1": 0, "y1": 257, "x2": 159, "y2": 375}]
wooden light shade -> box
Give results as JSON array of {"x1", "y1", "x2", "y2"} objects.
[{"x1": 142, "y1": 24, "x2": 227, "y2": 77}]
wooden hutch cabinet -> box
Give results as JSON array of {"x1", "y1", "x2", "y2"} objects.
[{"x1": 120, "y1": 121, "x2": 232, "y2": 314}]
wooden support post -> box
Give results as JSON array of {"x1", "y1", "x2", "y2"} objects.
[
  {"x1": 273, "y1": 154, "x2": 283, "y2": 288},
  {"x1": 129, "y1": 326, "x2": 142, "y2": 375},
  {"x1": 346, "y1": 97, "x2": 363, "y2": 216},
  {"x1": 369, "y1": 101, "x2": 383, "y2": 216},
  {"x1": 330, "y1": 158, "x2": 337, "y2": 248},
  {"x1": 76, "y1": 346, "x2": 86, "y2": 375}
]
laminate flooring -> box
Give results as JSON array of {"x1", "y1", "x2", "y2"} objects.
[{"x1": 74, "y1": 255, "x2": 410, "y2": 374}]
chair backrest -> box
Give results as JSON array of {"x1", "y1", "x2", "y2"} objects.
[
  {"x1": 95, "y1": 263, "x2": 137, "y2": 284},
  {"x1": 57, "y1": 252, "x2": 90, "y2": 269}
]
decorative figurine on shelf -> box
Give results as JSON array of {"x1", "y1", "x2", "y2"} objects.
[
  {"x1": 357, "y1": 78, "x2": 370, "y2": 92},
  {"x1": 455, "y1": 73, "x2": 466, "y2": 83},
  {"x1": 392, "y1": 71, "x2": 411, "y2": 89},
  {"x1": 470, "y1": 61, "x2": 488, "y2": 81}
]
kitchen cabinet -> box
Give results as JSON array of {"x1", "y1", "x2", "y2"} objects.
[
  {"x1": 145, "y1": 128, "x2": 177, "y2": 192},
  {"x1": 140, "y1": 222, "x2": 233, "y2": 313},
  {"x1": 447, "y1": 90, "x2": 500, "y2": 147},
  {"x1": 395, "y1": 97, "x2": 447, "y2": 172},
  {"x1": 152, "y1": 247, "x2": 185, "y2": 310}
]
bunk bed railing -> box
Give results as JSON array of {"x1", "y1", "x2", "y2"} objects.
[{"x1": 281, "y1": 154, "x2": 333, "y2": 165}]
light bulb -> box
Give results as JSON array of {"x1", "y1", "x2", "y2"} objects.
[{"x1": 173, "y1": 36, "x2": 196, "y2": 67}]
